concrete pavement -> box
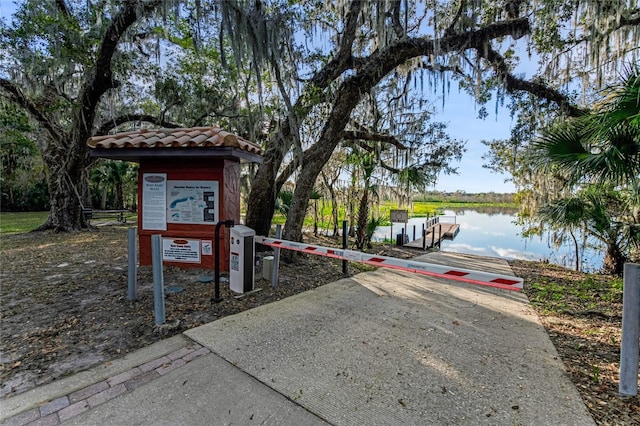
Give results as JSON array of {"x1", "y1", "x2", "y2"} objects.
[{"x1": 1, "y1": 252, "x2": 595, "y2": 425}]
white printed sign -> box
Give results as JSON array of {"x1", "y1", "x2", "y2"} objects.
[
  {"x1": 201, "y1": 240, "x2": 213, "y2": 256},
  {"x1": 142, "y1": 173, "x2": 167, "y2": 230},
  {"x1": 162, "y1": 238, "x2": 201, "y2": 263},
  {"x1": 230, "y1": 252, "x2": 240, "y2": 271}
]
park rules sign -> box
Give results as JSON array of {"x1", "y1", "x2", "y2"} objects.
[
  {"x1": 162, "y1": 238, "x2": 201, "y2": 263},
  {"x1": 142, "y1": 173, "x2": 167, "y2": 230}
]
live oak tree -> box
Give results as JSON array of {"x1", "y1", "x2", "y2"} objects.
[
  {"x1": 0, "y1": 0, "x2": 167, "y2": 231},
  {"x1": 240, "y1": 1, "x2": 640, "y2": 240},
  {"x1": 3, "y1": 0, "x2": 638, "y2": 238},
  {"x1": 234, "y1": 2, "x2": 512, "y2": 240},
  {"x1": 0, "y1": 0, "x2": 255, "y2": 231}
]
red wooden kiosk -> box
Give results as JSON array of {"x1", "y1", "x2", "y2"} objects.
[{"x1": 87, "y1": 127, "x2": 261, "y2": 271}]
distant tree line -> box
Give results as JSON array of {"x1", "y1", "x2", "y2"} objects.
[{"x1": 417, "y1": 191, "x2": 515, "y2": 205}]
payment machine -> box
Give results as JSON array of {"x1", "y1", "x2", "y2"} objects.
[{"x1": 229, "y1": 225, "x2": 255, "y2": 293}]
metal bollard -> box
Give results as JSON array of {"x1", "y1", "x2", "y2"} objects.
[
  {"x1": 151, "y1": 234, "x2": 165, "y2": 325},
  {"x1": 271, "y1": 225, "x2": 281, "y2": 287},
  {"x1": 620, "y1": 263, "x2": 639, "y2": 396},
  {"x1": 342, "y1": 220, "x2": 348, "y2": 276},
  {"x1": 127, "y1": 228, "x2": 137, "y2": 300}
]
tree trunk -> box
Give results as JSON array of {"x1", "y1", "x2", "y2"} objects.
[
  {"x1": 37, "y1": 145, "x2": 89, "y2": 231},
  {"x1": 602, "y1": 242, "x2": 626, "y2": 276},
  {"x1": 348, "y1": 199, "x2": 355, "y2": 238},
  {"x1": 254, "y1": 19, "x2": 533, "y2": 241},
  {"x1": 313, "y1": 199, "x2": 318, "y2": 236},
  {"x1": 1, "y1": 0, "x2": 161, "y2": 232},
  {"x1": 245, "y1": 134, "x2": 290, "y2": 237},
  {"x1": 245, "y1": 163, "x2": 278, "y2": 237},
  {"x1": 355, "y1": 186, "x2": 369, "y2": 250},
  {"x1": 569, "y1": 228, "x2": 580, "y2": 272},
  {"x1": 115, "y1": 180, "x2": 124, "y2": 209},
  {"x1": 100, "y1": 185, "x2": 108, "y2": 210},
  {"x1": 329, "y1": 187, "x2": 338, "y2": 236},
  {"x1": 283, "y1": 162, "x2": 316, "y2": 242}
]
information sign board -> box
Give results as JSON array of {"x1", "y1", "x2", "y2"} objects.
[
  {"x1": 167, "y1": 180, "x2": 218, "y2": 225},
  {"x1": 142, "y1": 173, "x2": 167, "y2": 230},
  {"x1": 162, "y1": 238, "x2": 201, "y2": 263},
  {"x1": 390, "y1": 209, "x2": 408, "y2": 223}
]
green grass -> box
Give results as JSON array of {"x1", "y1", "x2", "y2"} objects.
[
  {"x1": 528, "y1": 275, "x2": 623, "y2": 315},
  {"x1": 272, "y1": 200, "x2": 517, "y2": 230},
  {"x1": 0, "y1": 211, "x2": 140, "y2": 235},
  {"x1": 0, "y1": 211, "x2": 49, "y2": 234}
]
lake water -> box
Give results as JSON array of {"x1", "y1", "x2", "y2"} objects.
[{"x1": 373, "y1": 207, "x2": 604, "y2": 272}]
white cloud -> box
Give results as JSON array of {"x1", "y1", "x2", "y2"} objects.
[{"x1": 491, "y1": 246, "x2": 539, "y2": 260}]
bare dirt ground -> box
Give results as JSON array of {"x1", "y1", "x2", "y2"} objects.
[
  {"x1": 510, "y1": 261, "x2": 639, "y2": 425},
  {"x1": 0, "y1": 224, "x2": 638, "y2": 424}
]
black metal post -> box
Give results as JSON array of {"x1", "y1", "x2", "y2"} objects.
[
  {"x1": 213, "y1": 220, "x2": 235, "y2": 303},
  {"x1": 431, "y1": 226, "x2": 435, "y2": 248},
  {"x1": 342, "y1": 220, "x2": 348, "y2": 276}
]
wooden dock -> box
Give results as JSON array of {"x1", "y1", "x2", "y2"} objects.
[{"x1": 404, "y1": 222, "x2": 460, "y2": 249}]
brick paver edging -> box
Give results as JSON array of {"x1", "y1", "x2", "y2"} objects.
[{"x1": 2, "y1": 344, "x2": 211, "y2": 426}]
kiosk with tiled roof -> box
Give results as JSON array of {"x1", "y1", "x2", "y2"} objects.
[{"x1": 88, "y1": 127, "x2": 262, "y2": 270}]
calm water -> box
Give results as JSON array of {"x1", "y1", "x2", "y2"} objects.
[{"x1": 373, "y1": 207, "x2": 604, "y2": 272}]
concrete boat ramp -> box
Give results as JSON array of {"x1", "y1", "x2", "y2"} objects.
[{"x1": 1, "y1": 252, "x2": 594, "y2": 425}]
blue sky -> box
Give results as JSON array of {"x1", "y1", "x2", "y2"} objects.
[{"x1": 431, "y1": 90, "x2": 516, "y2": 193}]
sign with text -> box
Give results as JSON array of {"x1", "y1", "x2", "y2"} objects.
[
  {"x1": 390, "y1": 209, "x2": 408, "y2": 223},
  {"x1": 167, "y1": 180, "x2": 219, "y2": 225},
  {"x1": 162, "y1": 238, "x2": 201, "y2": 263},
  {"x1": 201, "y1": 240, "x2": 213, "y2": 256},
  {"x1": 142, "y1": 173, "x2": 167, "y2": 230},
  {"x1": 230, "y1": 252, "x2": 240, "y2": 271}
]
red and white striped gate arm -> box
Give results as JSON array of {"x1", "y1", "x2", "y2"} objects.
[{"x1": 255, "y1": 236, "x2": 523, "y2": 291}]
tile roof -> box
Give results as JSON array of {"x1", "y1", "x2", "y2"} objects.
[{"x1": 87, "y1": 127, "x2": 262, "y2": 155}]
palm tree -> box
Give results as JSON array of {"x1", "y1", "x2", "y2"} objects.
[
  {"x1": 539, "y1": 186, "x2": 638, "y2": 275},
  {"x1": 309, "y1": 188, "x2": 323, "y2": 236},
  {"x1": 583, "y1": 186, "x2": 640, "y2": 276},
  {"x1": 276, "y1": 190, "x2": 293, "y2": 216},
  {"x1": 533, "y1": 66, "x2": 640, "y2": 185},
  {"x1": 537, "y1": 197, "x2": 586, "y2": 271},
  {"x1": 532, "y1": 67, "x2": 640, "y2": 275},
  {"x1": 355, "y1": 154, "x2": 376, "y2": 250}
]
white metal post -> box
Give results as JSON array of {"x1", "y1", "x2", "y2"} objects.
[
  {"x1": 151, "y1": 234, "x2": 165, "y2": 325},
  {"x1": 127, "y1": 228, "x2": 137, "y2": 300},
  {"x1": 271, "y1": 225, "x2": 281, "y2": 287},
  {"x1": 620, "y1": 263, "x2": 639, "y2": 397}
]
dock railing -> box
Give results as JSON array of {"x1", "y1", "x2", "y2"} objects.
[{"x1": 438, "y1": 215, "x2": 457, "y2": 224}]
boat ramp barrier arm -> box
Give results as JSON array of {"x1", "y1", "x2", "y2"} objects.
[{"x1": 255, "y1": 236, "x2": 523, "y2": 291}]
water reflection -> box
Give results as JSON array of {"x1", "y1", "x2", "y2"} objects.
[
  {"x1": 373, "y1": 207, "x2": 603, "y2": 272},
  {"x1": 448, "y1": 206, "x2": 519, "y2": 217}
]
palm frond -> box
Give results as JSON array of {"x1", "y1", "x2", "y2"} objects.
[
  {"x1": 538, "y1": 196, "x2": 586, "y2": 227},
  {"x1": 532, "y1": 121, "x2": 589, "y2": 174},
  {"x1": 533, "y1": 66, "x2": 640, "y2": 186}
]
